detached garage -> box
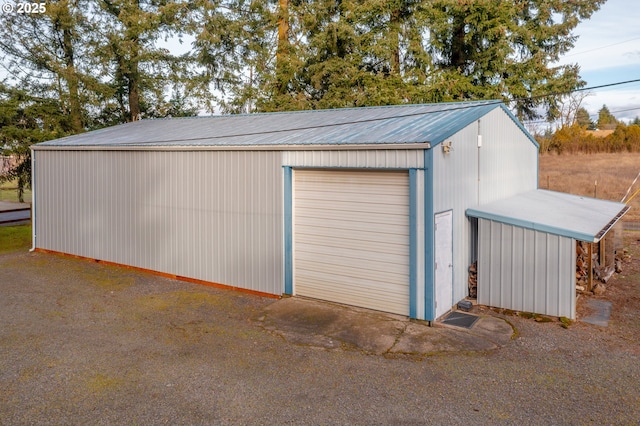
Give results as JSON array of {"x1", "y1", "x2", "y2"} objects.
[{"x1": 30, "y1": 100, "x2": 627, "y2": 322}]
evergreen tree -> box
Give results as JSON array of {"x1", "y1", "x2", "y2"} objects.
[
  {"x1": 90, "y1": 0, "x2": 196, "y2": 122},
  {"x1": 219, "y1": 0, "x2": 605, "y2": 116},
  {"x1": 0, "y1": 84, "x2": 73, "y2": 200},
  {"x1": 597, "y1": 104, "x2": 617, "y2": 130},
  {"x1": 0, "y1": 0, "x2": 93, "y2": 133},
  {"x1": 424, "y1": 0, "x2": 605, "y2": 120},
  {"x1": 575, "y1": 107, "x2": 594, "y2": 129}
]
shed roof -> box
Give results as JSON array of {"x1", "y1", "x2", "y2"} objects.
[
  {"x1": 466, "y1": 190, "x2": 629, "y2": 242},
  {"x1": 35, "y1": 100, "x2": 537, "y2": 149}
]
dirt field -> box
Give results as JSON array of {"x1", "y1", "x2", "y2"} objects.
[{"x1": 539, "y1": 152, "x2": 640, "y2": 222}]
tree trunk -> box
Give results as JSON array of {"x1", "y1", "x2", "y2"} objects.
[
  {"x1": 450, "y1": 14, "x2": 466, "y2": 71},
  {"x1": 62, "y1": 25, "x2": 83, "y2": 132},
  {"x1": 390, "y1": 7, "x2": 401, "y2": 75},
  {"x1": 276, "y1": 0, "x2": 290, "y2": 95},
  {"x1": 128, "y1": 59, "x2": 141, "y2": 121}
]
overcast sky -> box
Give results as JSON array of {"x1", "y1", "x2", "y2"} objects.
[{"x1": 557, "y1": 0, "x2": 640, "y2": 122}]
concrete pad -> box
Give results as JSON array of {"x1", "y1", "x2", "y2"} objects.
[
  {"x1": 464, "y1": 316, "x2": 516, "y2": 347},
  {"x1": 581, "y1": 299, "x2": 612, "y2": 327},
  {"x1": 391, "y1": 322, "x2": 498, "y2": 354},
  {"x1": 260, "y1": 297, "x2": 515, "y2": 356}
]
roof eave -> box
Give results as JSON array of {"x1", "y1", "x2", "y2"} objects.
[
  {"x1": 31, "y1": 142, "x2": 432, "y2": 151},
  {"x1": 467, "y1": 204, "x2": 631, "y2": 243}
]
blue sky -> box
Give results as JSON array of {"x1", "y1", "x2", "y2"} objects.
[{"x1": 557, "y1": 0, "x2": 640, "y2": 122}]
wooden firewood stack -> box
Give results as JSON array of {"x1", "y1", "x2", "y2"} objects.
[
  {"x1": 576, "y1": 241, "x2": 589, "y2": 292},
  {"x1": 576, "y1": 238, "x2": 617, "y2": 294},
  {"x1": 468, "y1": 261, "x2": 477, "y2": 299}
]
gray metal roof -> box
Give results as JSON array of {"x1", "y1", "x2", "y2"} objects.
[
  {"x1": 35, "y1": 100, "x2": 537, "y2": 149},
  {"x1": 466, "y1": 190, "x2": 630, "y2": 242}
]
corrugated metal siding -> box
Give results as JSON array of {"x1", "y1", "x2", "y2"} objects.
[
  {"x1": 432, "y1": 107, "x2": 538, "y2": 305},
  {"x1": 293, "y1": 169, "x2": 410, "y2": 315},
  {"x1": 282, "y1": 149, "x2": 423, "y2": 169},
  {"x1": 477, "y1": 219, "x2": 576, "y2": 319},
  {"x1": 477, "y1": 108, "x2": 537, "y2": 204},
  {"x1": 34, "y1": 150, "x2": 284, "y2": 294}
]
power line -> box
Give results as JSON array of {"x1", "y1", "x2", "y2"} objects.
[
  {"x1": 85, "y1": 79, "x2": 640, "y2": 145},
  {"x1": 521, "y1": 78, "x2": 640, "y2": 102},
  {"x1": 123, "y1": 78, "x2": 640, "y2": 142},
  {"x1": 562, "y1": 37, "x2": 640, "y2": 58}
]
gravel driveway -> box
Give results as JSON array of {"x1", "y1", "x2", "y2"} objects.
[{"x1": 1, "y1": 237, "x2": 639, "y2": 425}]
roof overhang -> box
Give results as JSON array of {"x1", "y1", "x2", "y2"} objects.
[
  {"x1": 466, "y1": 190, "x2": 630, "y2": 243},
  {"x1": 31, "y1": 142, "x2": 431, "y2": 151}
]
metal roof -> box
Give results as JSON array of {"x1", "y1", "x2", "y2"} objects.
[
  {"x1": 466, "y1": 190, "x2": 630, "y2": 242},
  {"x1": 34, "y1": 100, "x2": 537, "y2": 149}
]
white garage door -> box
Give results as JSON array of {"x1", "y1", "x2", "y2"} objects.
[{"x1": 293, "y1": 169, "x2": 410, "y2": 315}]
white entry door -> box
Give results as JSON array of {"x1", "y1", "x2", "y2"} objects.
[{"x1": 435, "y1": 210, "x2": 453, "y2": 319}]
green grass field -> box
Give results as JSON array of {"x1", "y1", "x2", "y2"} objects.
[
  {"x1": 0, "y1": 180, "x2": 32, "y2": 203},
  {"x1": 0, "y1": 224, "x2": 32, "y2": 254}
]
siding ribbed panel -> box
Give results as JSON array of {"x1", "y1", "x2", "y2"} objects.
[
  {"x1": 283, "y1": 150, "x2": 423, "y2": 169},
  {"x1": 34, "y1": 150, "x2": 283, "y2": 294},
  {"x1": 433, "y1": 107, "x2": 538, "y2": 305},
  {"x1": 478, "y1": 219, "x2": 575, "y2": 319},
  {"x1": 293, "y1": 169, "x2": 410, "y2": 315},
  {"x1": 478, "y1": 108, "x2": 537, "y2": 204}
]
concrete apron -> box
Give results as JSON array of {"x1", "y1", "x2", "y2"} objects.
[{"x1": 258, "y1": 297, "x2": 514, "y2": 356}]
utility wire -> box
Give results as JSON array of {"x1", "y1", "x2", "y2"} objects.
[
  {"x1": 562, "y1": 37, "x2": 640, "y2": 58},
  {"x1": 121, "y1": 78, "x2": 640, "y2": 143}
]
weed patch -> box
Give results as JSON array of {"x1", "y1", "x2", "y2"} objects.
[{"x1": 0, "y1": 224, "x2": 31, "y2": 254}]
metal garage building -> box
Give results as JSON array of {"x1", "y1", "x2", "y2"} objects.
[{"x1": 30, "y1": 101, "x2": 627, "y2": 321}]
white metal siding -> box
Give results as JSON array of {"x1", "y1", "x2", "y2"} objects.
[
  {"x1": 293, "y1": 169, "x2": 410, "y2": 315},
  {"x1": 433, "y1": 107, "x2": 538, "y2": 305},
  {"x1": 34, "y1": 150, "x2": 284, "y2": 295},
  {"x1": 477, "y1": 219, "x2": 576, "y2": 319},
  {"x1": 283, "y1": 150, "x2": 423, "y2": 169}
]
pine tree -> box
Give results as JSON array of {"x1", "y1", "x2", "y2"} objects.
[
  {"x1": 0, "y1": 0, "x2": 91, "y2": 133},
  {"x1": 597, "y1": 105, "x2": 617, "y2": 130},
  {"x1": 575, "y1": 107, "x2": 594, "y2": 129},
  {"x1": 0, "y1": 84, "x2": 73, "y2": 200},
  {"x1": 91, "y1": 0, "x2": 194, "y2": 122},
  {"x1": 424, "y1": 0, "x2": 606, "y2": 120}
]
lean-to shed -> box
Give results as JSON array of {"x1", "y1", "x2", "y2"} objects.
[{"x1": 31, "y1": 101, "x2": 628, "y2": 321}]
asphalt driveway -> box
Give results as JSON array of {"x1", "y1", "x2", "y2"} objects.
[{"x1": 1, "y1": 248, "x2": 639, "y2": 425}]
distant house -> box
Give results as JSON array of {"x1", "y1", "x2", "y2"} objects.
[
  {"x1": 1, "y1": 155, "x2": 15, "y2": 175},
  {"x1": 31, "y1": 101, "x2": 628, "y2": 321}
]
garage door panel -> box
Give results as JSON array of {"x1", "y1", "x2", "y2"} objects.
[
  {"x1": 296, "y1": 189, "x2": 409, "y2": 206},
  {"x1": 295, "y1": 267, "x2": 408, "y2": 292},
  {"x1": 296, "y1": 241, "x2": 409, "y2": 266},
  {"x1": 294, "y1": 169, "x2": 410, "y2": 316},
  {"x1": 295, "y1": 252, "x2": 408, "y2": 278},
  {"x1": 295, "y1": 216, "x2": 408, "y2": 236},
  {"x1": 295, "y1": 228, "x2": 408, "y2": 248},
  {"x1": 296, "y1": 172, "x2": 405, "y2": 185},
  {"x1": 295, "y1": 272, "x2": 409, "y2": 299},
  {"x1": 295, "y1": 234, "x2": 408, "y2": 255},
  {"x1": 295, "y1": 202, "x2": 408, "y2": 224},
  {"x1": 296, "y1": 278, "x2": 407, "y2": 314}
]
